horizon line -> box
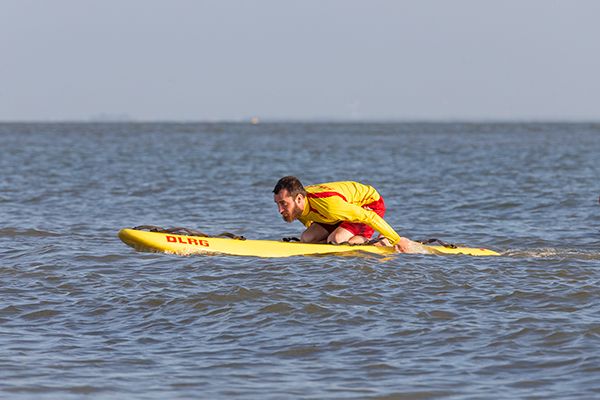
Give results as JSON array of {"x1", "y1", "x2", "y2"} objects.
[{"x1": 1, "y1": 118, "x2": 600, "y2": 124}]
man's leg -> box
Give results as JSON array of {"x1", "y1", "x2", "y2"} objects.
[
  {"x1": 326, "y1": 198, "x2": 388, "y2": 245},
  {"x1": 327, "y1": 226, "x2": 367, "y2": 244},
  {"x1": 300, "y1": 223, "x2": 330, "y2": 243}
]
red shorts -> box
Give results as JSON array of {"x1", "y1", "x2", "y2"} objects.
[{"x1": 316, "y1": 197, "x2": 386, "y2": 239}]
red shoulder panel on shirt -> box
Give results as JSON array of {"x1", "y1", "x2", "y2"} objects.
[{"x1": 307, "y1": 191, "x2": 348, "y2": 202}]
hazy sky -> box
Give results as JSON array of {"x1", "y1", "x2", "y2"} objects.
[{"x1": 1, "y1": 0, "x2": 599, "y2": 121}]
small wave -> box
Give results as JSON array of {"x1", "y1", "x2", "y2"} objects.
[
  {"x1": 22, "y1": 309, "x2": 61, "y2": 320},
  {"x1": 274, "y1": 344, "x2": 321, "y2": 358},
  {"x1": 66, "y1": 385, "x2": 106, "y2": 395},
  {"x1": 259, "y1": 302, "x2": 295, "y2": 314},
  {"x1": 0, "y1": 227, "x2": 60, "y2": 237},
  {"x1": 503, "y1": 248, "x2": 600, "y2": 260},
  {"x1": 303, "y1": 303, "x2": 334, "y2": 315},
  {"x1": 205, "y1": 286, "x2": 266, "y2": 303},
  {"x1": 73, "y1": 254, "x2": 128, "y2": 262}
]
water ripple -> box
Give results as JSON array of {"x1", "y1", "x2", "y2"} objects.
[{"x1": 2, "y1": 122, "x2": 600, "y2": 399}]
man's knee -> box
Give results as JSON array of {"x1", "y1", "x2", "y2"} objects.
[
  {"x1": 327, "y1": 228, "x2": 353, "y2": 244},
  {"x1": 300, "y1": 230, "x2": 316, "y2": 243}
]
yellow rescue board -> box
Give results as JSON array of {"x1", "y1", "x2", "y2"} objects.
[{"x1": 118, "y1": 228, "x2": 500, "y2": 258}]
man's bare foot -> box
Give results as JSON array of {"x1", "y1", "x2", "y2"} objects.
[
  {"x1": 373, "y1": 237, "x2": 391, "y2": 247},
  {"x1": 347, "y1": 235, "x2": 367, "y2": 244}
]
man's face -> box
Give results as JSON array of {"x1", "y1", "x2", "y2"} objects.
[{"x1": 274, "y1": 189, "x2": 303, "y2": 223}]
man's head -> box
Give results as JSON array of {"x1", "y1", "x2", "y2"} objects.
[{"x1": 273, "y1": 176, "x2": 307, "y2": 223}]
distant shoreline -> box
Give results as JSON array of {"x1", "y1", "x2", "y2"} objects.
[{"x1": 1, "y1": 119, "x2": 599, "y2": 125}]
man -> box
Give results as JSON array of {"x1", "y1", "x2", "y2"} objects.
[{"x1": 273, "y1": 176, "x2": 424, "y2": 253}]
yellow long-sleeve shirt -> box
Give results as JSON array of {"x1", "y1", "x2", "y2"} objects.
[{"x1": 299, "y1": 181, "x2": 401, "y2": 244}]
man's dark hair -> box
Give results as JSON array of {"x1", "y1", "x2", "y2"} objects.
[{"x1": 273, "y1": 176, "x2": 307, "y2": 198}]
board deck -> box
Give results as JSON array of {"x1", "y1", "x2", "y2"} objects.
[{"x1": 118, "y1": 228, "x2": 500, "y2": 258}]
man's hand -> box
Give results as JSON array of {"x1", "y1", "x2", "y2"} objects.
[{"x1": 394, "y1": 237, "x2": 429, "y2": 254}]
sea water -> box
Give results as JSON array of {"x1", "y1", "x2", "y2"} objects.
[{"x1": 1, "y1": 122, "x2": 599, "y2": 399}]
